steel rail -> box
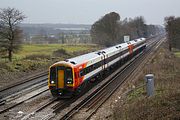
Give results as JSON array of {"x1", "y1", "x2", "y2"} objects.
[
  {"x1": 0, "y1": 73, "x2": 48, "y2": 101},
  {"x1": 84, "y1": 38, "x2": 164, "y2": 120},
  {"x1": 57, "y1": 36, "x2": 164, "y2": 120},
  {"x1": 0, "y1": 71, "x2": 48, "y2": 92},
  {"x1": 0, "y1": 87, "x2": 49, "y2": 114}
]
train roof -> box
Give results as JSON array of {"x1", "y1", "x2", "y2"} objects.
[
  {"x1": 100, "y1": 42, "x2": 129, "y2": 54},
  {"x1": 66, "y1": 42, "x2": 129, "y2": 65},
  {"x1": 64, "y1": 38, "x2": 146, "y2": 66},
  {"x1": 66, "y1": 51, "x2": 101, "y2": 65}
]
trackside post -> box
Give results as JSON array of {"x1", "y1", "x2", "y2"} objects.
[{"x1": 145, "y1": 74, "x2": 154, "y2": 96}]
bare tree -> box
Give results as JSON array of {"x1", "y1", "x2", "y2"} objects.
[{"x1": 0, "y1": 7, "x2": 26, "y2": 61}]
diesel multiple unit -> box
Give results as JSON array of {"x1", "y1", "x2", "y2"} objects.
[{"x1": 48, "y1": 38, "x2": 146, "y2": 97}]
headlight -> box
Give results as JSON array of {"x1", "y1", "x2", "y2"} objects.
[
  {"x1": 66, "y1": 78, "x2": 73, "y2": 84},
  {"x1": 67, "y1": 81, "x2": 73, "y2": 84},
  {"x1": 51, "y1": 81, "x2": 55, "y2": 84}
]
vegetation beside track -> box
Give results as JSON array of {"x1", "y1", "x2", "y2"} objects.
[
  {"x1": 0, "y1": 44, "x2": 100, "y2": 88},
  {"x1": 174, "y1": 51, "x2": 180, "y2": 57},
  {"x1": 113, "y1": 42, "x2": 180, "y2": 119}
]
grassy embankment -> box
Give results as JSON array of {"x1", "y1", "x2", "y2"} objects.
[
  {"x1": 113, "y1": 42, "x2": 180, "y2": 120},
  {"x1": 0, "y1": 44, "x2": 100, "y2": 88}
]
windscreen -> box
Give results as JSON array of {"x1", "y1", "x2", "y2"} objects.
[
  {"x1": 50, "y1": 67, "x2": 56, "y2": 81},
  {"x1": 66, "y1": 68, "x2": 73, "y2": 84}
]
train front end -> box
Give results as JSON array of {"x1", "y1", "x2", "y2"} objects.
[{"x1": 48, "y1": 62, "x2": 75, "y2": 97}]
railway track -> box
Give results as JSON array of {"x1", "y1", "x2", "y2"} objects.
[
  {"x1": 0, "y1": 70, "x2": 48, "y2": 92},
  {"x1": 0, "y1": 70, "x2": 52, "y2": 116},
  {"x1": 50, "y1": 36, "x2": 164, "y2": 120},
  {"x1": 83, "y1": 38, "x2": 164, "y2": 120},
  {"x1": 0, "y1": 71, "x2": 48, "y2": 103},
  {"x1": 0, "y1": 35, "x2": 164, "y2": 120},
  {"x1": 0, "y1": 86, "x2": 49, "y2": 114},
  {"x1": 21, "y1": 36, "x2": 162, "y2": 120}
]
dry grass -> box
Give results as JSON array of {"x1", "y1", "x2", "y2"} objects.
[{"x1": 113, "y1": 42, "x2": 180, "y2": 120}]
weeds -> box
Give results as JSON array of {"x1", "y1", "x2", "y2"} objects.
[{"x1": 113, "y1": 42, "x2": 180, "y2": 120}]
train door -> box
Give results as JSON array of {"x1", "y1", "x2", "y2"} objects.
[
  {"x1": 119, "y1": 47, "x2": 122, "y2": 65},
  {"x1": 57, "y1": 66, "x2": 65, "y2": 88},
  {"x1": 101, "y1": 51, "x2": 106, "y2": 70},
  {"x1": 57, "y1": 67, "x2": 73, "y2": 89}
]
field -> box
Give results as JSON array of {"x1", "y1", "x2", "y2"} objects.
[
  {"x1": 0, "y1": 44, "x2": 100, "y2": 88},
  {"x1": 13, "y1": 44, "x2": 97, "y2": 60}
]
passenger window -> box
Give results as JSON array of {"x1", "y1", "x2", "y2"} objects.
[{"x1": 80, "y1": 70, "x2": 84, "y2": 77}]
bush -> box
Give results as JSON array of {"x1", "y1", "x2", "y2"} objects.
[{"x1": 52, "y1": 49, "x2": 70, "y2": 58}]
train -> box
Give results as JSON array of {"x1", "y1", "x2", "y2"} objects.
[{"x1": 48, "y1": 38, "x2": 147, "y2": 97}]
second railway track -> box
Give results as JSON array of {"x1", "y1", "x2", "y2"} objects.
[{"x1": 0, "y1": 71, "x2": 48, "y2": 101}]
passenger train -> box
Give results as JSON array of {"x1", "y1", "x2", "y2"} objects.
[{"x1": 48, "y1": 38, "x2": 146, "y2": 97}]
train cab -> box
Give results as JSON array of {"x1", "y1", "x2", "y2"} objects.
[{"x1": 48, "y1": 62, "x2": 74, "y2": 97}]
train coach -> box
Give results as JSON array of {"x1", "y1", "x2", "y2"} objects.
[{"x1": 48, "y1": 38, "x2": 146, "y2": 97}]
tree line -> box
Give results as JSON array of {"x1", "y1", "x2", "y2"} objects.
[
  {"x1": 0, "y1": 8, "x2": 165, "y2": 62},
  {"x1": 165, "y1": 16, "x2": 180, "y2": 51},
  {"x1": 91, "y1": 12, "x2": 164, "y2": 47}
]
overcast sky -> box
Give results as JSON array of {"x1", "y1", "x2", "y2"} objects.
[{"x1": 0, "y1": 0, "x2": 180, "y2": 25}]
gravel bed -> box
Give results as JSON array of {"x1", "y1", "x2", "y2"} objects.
[{"x1": 0, "y1": 68, "x2": 47, "y2": 89}]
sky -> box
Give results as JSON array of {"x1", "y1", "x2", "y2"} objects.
[{"x1": 0, "y1": 0, "x2": 180, "y2": 25}]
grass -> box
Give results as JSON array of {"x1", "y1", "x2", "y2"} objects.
[
  {"x1": 1, "y1": 44, "x2": 99, "y2": 70},
  {"x1": 0, "y1": 43, "x2": 100, "y2": 88},
  {"x1": 14, "y1": 44, "x2": 96, "y2": 59},
  {"x1": 174, "y1": 51, "x2": 180, "y2": 57},
  {"x1": 127, "y1": 87, "x2": 145, "y2": 102},
  {"x1": 113, "y1": 42, "x2": 180, "y2": 120}
]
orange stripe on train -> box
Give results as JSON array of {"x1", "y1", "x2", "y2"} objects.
[
  {"x1": 128, "y1": 44, "x2": 134, "y2": 54},
  {"x1": 73, "y1": 61, "x2": 88, "y2": 88}
]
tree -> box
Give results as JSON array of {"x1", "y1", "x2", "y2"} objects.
[
  {"x1": 125, "y1": 16, "x2": 147, "y2": 39},
  {"x1": 165, "y1": 16, "x2": 180, "y2": 51},
  {"x1": 91, "y1": 12, "x2": 120, "y2": 47},
  {"x1": 134, "y1": 16, "x2": 147, "y2": 37},
  {"x1": 91, "y1": 12, "x2": 163, "y2": 46},
  {"x1": 0, "y1": 7, "x2": 26, "y2": 61}
]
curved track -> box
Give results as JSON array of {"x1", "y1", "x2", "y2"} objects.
[
  {"x1": 0, "y1": 35, "x2": 165, "y2": 120},
  {"x1": 51, "y1": 36, "x2": 165, "y2": 120}
]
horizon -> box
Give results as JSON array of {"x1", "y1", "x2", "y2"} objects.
[{"x1": 1, "y1": 0, "x2": 180, "y2": 26}]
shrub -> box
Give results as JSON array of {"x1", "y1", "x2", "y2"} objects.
[{"x1": 52, "y1": 49, "x2": 70, "y2": 57}]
